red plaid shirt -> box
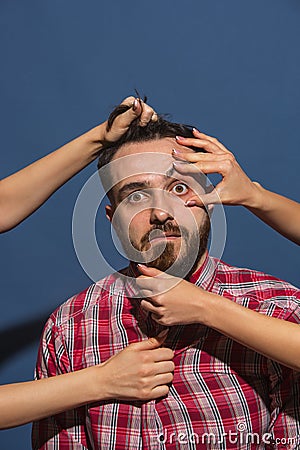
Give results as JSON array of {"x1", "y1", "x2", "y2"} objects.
[{"x1": 32, "y1": 255, "x2": 300, "y2": 449}]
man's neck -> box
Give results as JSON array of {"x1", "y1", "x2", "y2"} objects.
[{"x1": 192, "y1": 249, "x2": 208, "y2": 274}]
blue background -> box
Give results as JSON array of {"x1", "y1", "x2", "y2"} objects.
[{"x1": 0, "y1": 0, "x2": 299, "y2": 448}]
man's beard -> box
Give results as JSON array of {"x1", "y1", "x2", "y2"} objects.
[{"x1": 124, "y1": 215, "x2": 210, "y2": 278}]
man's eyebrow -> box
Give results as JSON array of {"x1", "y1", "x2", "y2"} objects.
[{"x1": 117, "y1": 181, "x2": 151, "y2": 200}]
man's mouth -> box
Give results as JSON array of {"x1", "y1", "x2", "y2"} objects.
[{"x1": 149, "y1": 232, "x2": 181, "y2": 243}]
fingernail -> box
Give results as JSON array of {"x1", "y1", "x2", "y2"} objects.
[
  {"x1": 175, "y1": 135, "x2": 185, "y2": 141},
  {"x1": 192, "y1": 128, "x2": 199, "y2": 133},
  {"x1": 172, "y1": 148, "x2": 182, "y2": 155},
  {"x1": 185, "y1": 200, "x2": 196, "y2": 207},
  {"x1": 137, "y1": 263, "x2": 148, "y2": 270},
  {"x1": 132, "y1": 98, "x2": 139, "y2": 111}
]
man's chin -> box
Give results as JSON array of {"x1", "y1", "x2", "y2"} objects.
[
  {"x1": 139, "y1": 243, "x2": 200, "y2": 277},
  {"x1": 146, "y1": 257, "x2": 176, "y2": 273},
  {"x1": 129, "y1": 226, "x2": 209, "y2": 277},
  {"x1": 140, "y1": 242, "x2": 178, "y2": 273}
]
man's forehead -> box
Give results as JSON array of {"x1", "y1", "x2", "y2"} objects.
[
  {"x1": 117, "y1": 173, "x2": 177, "y2": 191},
  {"x1": 109, "y1": 154, "x2": 177, "y2": 193},
  {"x1": 112, "y1": 137, "x2": 187, "y2": 159},
  {"x1": 109, "y1": 138, "x2": 192, "y2": 185}
]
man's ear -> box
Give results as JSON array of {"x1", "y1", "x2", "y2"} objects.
[{"x1": 105, "y1": 204, "x2": 113, "y2": 223}]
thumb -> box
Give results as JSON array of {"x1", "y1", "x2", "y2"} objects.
[
  {"x1": 104, "y1": 97, "x2": 142, "y2": 141},
  {"x1": 137, "y1": 264, "x2": 163, "y2": 277},
  {"x1": 114, "y1": 98, "x2": 142, "y2": 128},
  {"x1": 136, "y1": 329, "x2": 169, "y2": 350}
]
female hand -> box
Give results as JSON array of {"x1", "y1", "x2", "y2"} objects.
[
  {"x1": 99, "y1": 330, "x2": 175, "y2": 401},
  {"x1": 100, "y1": 96, "x2": 158, "y2": 145},
  {"x1": 136, "y1": 265, "x2": 210, "y2": 327},
  {"x1": 173, "y1": 129, "x2": 262, "y2": 208}
]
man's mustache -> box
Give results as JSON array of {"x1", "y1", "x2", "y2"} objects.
[{"x1": 140, "y1": 223, "x2": 188, "y2": 249}]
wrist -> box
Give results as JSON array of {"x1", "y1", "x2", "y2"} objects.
[
  {"x1": 87, "y1": 122, "x2": 107, "y2": 144},
  {"x1": 191, "y1": 287, "x2": 216, "y2": 327},
  {"x1": 80, "y1": 123, "x2": 107, "y2": 161},
  {"x1": 78, "y1": 365, "x2": 111, "y2": 403},
  {"x1": 242, "y1": 181, "x2": 266, "y2": 209}
]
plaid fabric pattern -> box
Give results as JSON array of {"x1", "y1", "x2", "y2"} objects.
[{"x1": 32, "y1": 255, "x2": 300, "y2": 449}]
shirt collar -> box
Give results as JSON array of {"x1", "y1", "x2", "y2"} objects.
[{"x1": 188, "y1": 251, "x2": 219, "y2": 290}]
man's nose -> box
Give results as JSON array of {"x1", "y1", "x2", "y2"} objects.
[{"x1": 149, "y1": 193, "x2": 174, "y2": 224}]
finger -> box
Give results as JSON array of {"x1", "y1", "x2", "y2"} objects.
[
  {"x1": 174, "y1": 138, "x2": 226, "y2": 155},
  {"x1": 153, "y1": 372, "x2": 174, "y2": 385},
  {"x1": 135, "y1": 279, "x2": 158, "y2": 298},
  {"x1": 184, "y1": 197, "x2": 205, "y2": 207},
  {"x1": 185, "y1": 182, "x2": 222, "y2": 206},
  {"x1": 154, "y1": 360, "x2": 175, "y2": 374},
  {"x1": 135, "y1": 273, "x2": 154, "y2": 287},
  {"x1": 151, "y1": 313, "x2": 172, "y2": 326},
  {"x1": 172, "y1": 148, "x2": 230, "y2": 162},
  {"x1": 138, "y1": 291, "x2": 155, "y2": 300},
  {"x1": 137, "y1": 265, "x2": 174, "y2": 285},
  {"x1": 192, "y1": 129, "x2": 230, "y2": 153},
  {"x1": 150, "y1": 385, "x2": 170, "y2": 399},
  {"x1": 173, "y1": 160, "x2": 228, "y2": 176},
  {"x1": 120, "y1": 96, "x2": 138, "y2": 107},
  {"x1": 135, "y1": 276, "x2": 157, "y2": 291},
  {"x1": 135, "y1": 274, "x2": 156, "y2": 285},
  {"x1": 141, "y1": 299, "x2": 161, "y2": 312},
  {"x1": 172, "y1": 161, "x2": 205, "y2": 174},
  {"x1": 185, "y1": 191, "x2": 221, "y2": 207},
  {"x1": 151, "y1": 347, "x2": 174, "y2": 361},
  {"x1": 133, "y1": 329, "x2": 169, "y2": 350},
  {"x1": 151, "y1": 112, "x2": 158, "y2": 122},
  {"x1": 139, "y1": 102, "x2": 157, "y2": 127},
  {"x1": 109, "y1": 99, "x2": 142, "y2": 134},
  {"x1": 137, "y1": 264, "x2": 163, "y2": 277}
]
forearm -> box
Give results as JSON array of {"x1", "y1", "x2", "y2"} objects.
[
  {"x1": 0, "y1": 366, "x2": 106, "y2": 429},
  {"x1": 244, "y1": 182, "x2": 300, "y2": 245},
  {"x1": 0, "y1": 123, "x2": 105, "y2": 232},
  {"x1": 200, "y1": 292, "x2": 300, "y2": 370}
]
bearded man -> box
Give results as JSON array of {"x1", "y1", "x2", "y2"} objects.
[{"x1": 33, "y1": 101, "x2": 300, "y2": 450}]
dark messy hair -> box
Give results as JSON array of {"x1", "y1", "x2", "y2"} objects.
[{"x1": 97, "y1": 99, "x2": 203, "y2": 171}]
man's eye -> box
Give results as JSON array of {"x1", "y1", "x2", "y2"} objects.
[
  {"x1": 171, "y1": 183, "x2": 189, "y2": 196},
  {"x1": 127, "y1": 191, "x2": 147, "y2": 203}
]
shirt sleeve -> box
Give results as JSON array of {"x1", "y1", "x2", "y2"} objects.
[
  {"x1": 265, "y1": 299, "x2": 300, "y2": 450},
  {"x1": 31, "y1": 317, "x2": 91, "y2": 450}
]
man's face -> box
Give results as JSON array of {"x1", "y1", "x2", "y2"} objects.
[{"x1": 105, "y1": 138, "x2": 210, "y2": 277}]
